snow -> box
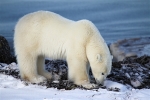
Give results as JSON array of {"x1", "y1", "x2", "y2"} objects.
[{"x1": 0, "y1": 63, "x2": 150, "y2": 100}]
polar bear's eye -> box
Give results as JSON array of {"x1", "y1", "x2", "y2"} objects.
[{"x1": 102, "y1": 73, "x2": 104, "y2": 75}]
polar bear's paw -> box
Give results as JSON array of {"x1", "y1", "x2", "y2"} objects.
[
  {"x1": 29, "y1": 75, "x2": 47, "y2": 83},
  {"x1": 76, "y1": 80, "x2": 98, "y2": 89},
  {"x1": 81, "y1": 83, "x2": 98, "y2": 89}
]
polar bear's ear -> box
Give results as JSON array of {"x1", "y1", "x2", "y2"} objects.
[{"x1": 97, "y1": 54, "x2": 102, "y2": 62}]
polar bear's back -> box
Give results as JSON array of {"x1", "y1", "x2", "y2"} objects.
[
  {"x1": 14, "y1": 11, "x2": 73, "y2": 58},
  {"x1": 15, "y1": 11, "x2": 73, "y2": 36},
  {"x1": 14, "y1": 11, "x2": 88, "y2": 59},
  {"x1": 14, "y1": 11, "x2": 102, "y2": 60}
]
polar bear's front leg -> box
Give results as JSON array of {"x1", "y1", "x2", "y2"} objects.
[
  {"x1": 17, "y1": 54, "x2": 46, "y2": 83},
  {"x1": 37, "y1": 56, "x2": 52, "y2": 79},
  {"x1": 67, "y1": 57, "x2": 97, "y2": 89}
]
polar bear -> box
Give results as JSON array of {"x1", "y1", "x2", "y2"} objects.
[{"x1": 14, "y1": 11, "x2": 112, "y2": 89}]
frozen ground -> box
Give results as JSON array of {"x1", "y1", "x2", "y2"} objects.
[{"x1": 0, "y1": 63, "x2": 150, "y2": 100}]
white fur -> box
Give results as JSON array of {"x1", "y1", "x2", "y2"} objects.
[{"x1": 14, "y1": 11, "x2": 112, "y2": 89}]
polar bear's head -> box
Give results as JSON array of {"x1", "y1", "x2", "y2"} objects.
[
  {"x1": 88, "y1": 53, "x2": 112, "y2": 85},
  {"x1": 90, "y1": 54, "x2": 112, "y2": 85},
  {"x1": 86, "y1": 40, "x2": 112, "y2": 85}
]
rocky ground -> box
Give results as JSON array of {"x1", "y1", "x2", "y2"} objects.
[
  {"x1": 109, "y1": 55, "x2": 150, "y2": 89},
  {"x1": 0, "y1": 55, "x2": 150, "y2": 90},
  {"x1": 0, "y1": 35, "x2": 150, "y2": 90}
]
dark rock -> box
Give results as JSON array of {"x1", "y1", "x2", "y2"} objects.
[
  {"x1": 109, "y1": 55, "x2": 150, "y2": 89},
  {"x1": 0, "y1": 35, "x2": 16, "y2": 64}
]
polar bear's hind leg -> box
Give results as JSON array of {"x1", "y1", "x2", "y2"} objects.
[{"x1": 17, "y1": 54, "x2": 46, "y2": 83}]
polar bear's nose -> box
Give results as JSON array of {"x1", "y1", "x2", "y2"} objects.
[{"x1": 96, "y1": 79, "x2": 104, "y2": 85}]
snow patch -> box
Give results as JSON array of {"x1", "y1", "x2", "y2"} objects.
[{"x1": 104, "y1": 80, "x2": 128, "y2": 92}]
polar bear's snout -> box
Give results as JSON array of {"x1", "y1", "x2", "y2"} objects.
[
  {"x1": 95, "y1": 77, "x2": 106, "y2": 85},
  {"x1": 95, "y1": 74, "x2": 106, "y2": 85},
  {"x1": 91, "y1": 66, "x2": 106, "y2": 85},
  {"x1": 90, "y1": 60, "x2": 111, "y2": 86}
]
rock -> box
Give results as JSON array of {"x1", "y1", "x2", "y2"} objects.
[
  {"x1": 0, "y1": 35, "x2": 16, "y2": 64},
  {"x1": 110, "y1": 37, "x2": 150, "y2": 61},
  {"x1": 108, "y1": 55, "x2": 150, "y2": 89},
  {"x1": 130, "y1": 78, "x2": 142, "y2": 88}
]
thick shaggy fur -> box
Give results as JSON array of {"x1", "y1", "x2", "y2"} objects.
[{"x1": 14, "y1": 11, "x2": 112, "y2": 88}]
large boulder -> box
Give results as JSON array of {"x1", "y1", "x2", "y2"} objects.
[
  {"x1": 0, "y1": 35, "x2": 16, "y2": 64},
  {"x1": 110, "y1": 37, "x2": 150, "y2": 61}
]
